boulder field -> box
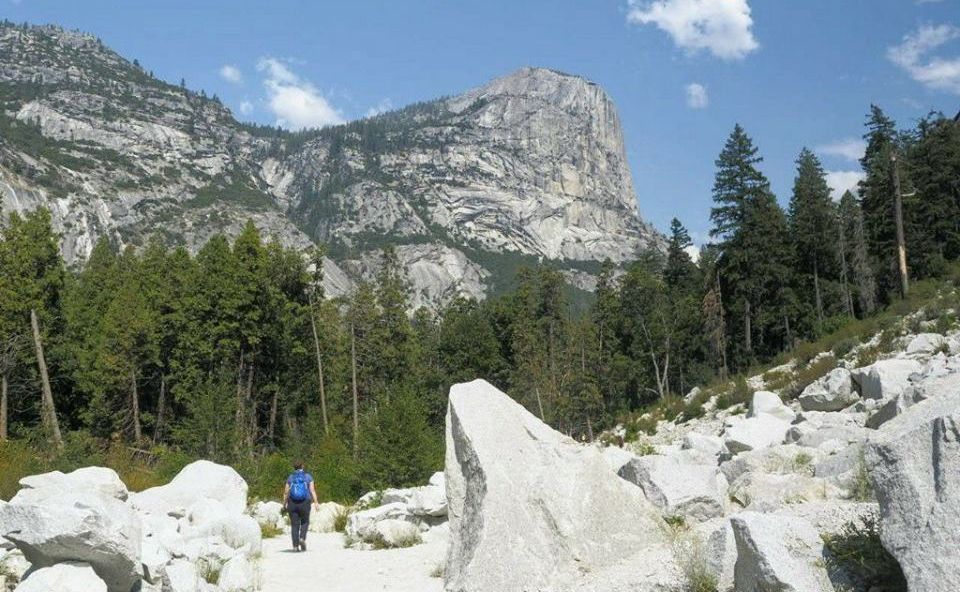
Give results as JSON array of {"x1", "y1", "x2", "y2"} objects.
[
  {"x1": 2, "y1": 326, "x2": 959, "y2": 592},
  {"x1": 1, "y1": 461, "x2": 262, "y2": 592}
]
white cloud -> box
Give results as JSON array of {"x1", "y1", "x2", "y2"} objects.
[
  {"x1": 817, "y1": 138, "x2": 866, "y2": 163},
  {"x1": 219, "y1": 64, "x2": 243, "y2": 84},
  {"x1": 683, "y1": 244, "x2": 701, "y2": 263},
  {"x1": 365, "y1": 99, "x2": 394, "y2": 118},
  {"x1": 825, "y1": 170, "x2": 865, "y2": 201},
  {"x1": 685, "y1": 83, "x2": 709, "y2": 108},
  {"x1": 888, "y1": 24, "x2": 960, "y2": 95},
  {"x1": 256, "y1": 58, "x2": 345, "y2": 130},
  {"x1": 627, "y1": 0, "x2": 759, "y2": 60},
  {"x1": 238, "y1": 100, "x2": 253, "y2": 116}
]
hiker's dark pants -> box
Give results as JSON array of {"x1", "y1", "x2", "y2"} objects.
[{"x1": 288, "y1": 499, "x2": 311, "y2": 546}]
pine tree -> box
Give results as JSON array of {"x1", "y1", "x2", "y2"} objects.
[
  {"x1": 859, "y1": 105, "x2": 900, "y2": 300},
  {"x1": 1, "y1": 209, "x2": 65, "y2": 446},
  {"x1": 906, "y1": 114, "x2": 960, "y2": 273},
  {"x1": 710, "y1": 125, "x2": 795, "y2": 366},
  {"x1": 664, "y1": 218, "x2": 700, "y2": 293},
  {"x1": 788, "y1": 148, "x2": 837, "y2": 332},
  {"x1": 371, "y1": 246, "x2": 415, "y2": 401},
  {"x1": 838, "y1": 191, "x2": 877, "y2": 315}
]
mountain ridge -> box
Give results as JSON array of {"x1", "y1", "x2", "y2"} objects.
[{"x1": 0, "y1": 22, "x2": 662, "y2": 307}]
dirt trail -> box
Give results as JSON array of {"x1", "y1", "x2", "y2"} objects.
[{"x1": 258, "y1": 529, "x2": 446, "y2": 592}]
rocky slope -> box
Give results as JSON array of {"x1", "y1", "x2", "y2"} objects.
[{"x1": 0, "y1": 23, "x2": 660, "y2": 307}]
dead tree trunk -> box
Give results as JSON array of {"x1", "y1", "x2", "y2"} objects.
[
  {"x1": 233, "y1": 350, "x2": 245, "y2": 456},
  {"x1": 268, "y1": 385, "x2": 279, "y2": 442},
  {"x1": 130, "y1": 368, "x2": 142, "y2": 442},
  {"x1": 245, "y1": 364, "x2": 256, "y2": 452},
  {"x1": 891, "y1": 153, "x2": 909, "y2": 297},
  {"x1": 744, "y1": 300, "x2": 753, "y2": 356},
  {"x1": 308, "y1": 299, "x2": 329, "y2": 434},
  {"x1": 813, "y1": 259, "x2": 824, "y2": 329},
  {"x1": 1, "y1": 373, "x2": 8, "y2": 440},
  {"x1": 31, "y1": 309, "x2": 62, "y2": 449},
  {"x1": 153, "y1": 374, "x2": 166, "y2": 444},
  {"x1": 838, "y1": 217, "x2": 854, "y2": 317},
  {"x1": 350, "y1": 322, "x2": 359, "y2": 457}
]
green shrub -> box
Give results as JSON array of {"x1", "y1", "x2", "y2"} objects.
[
  {"x1": 792, "y1": 452, "x2": 814, "y2": 474},
  {"x1": 664, "y1": 515, "x2": 686, "y2": 530},
  {"x1": 333, "y1": 506, "x2": 351, "y2": 533},
  {"x1": 260, "y1": 522, "x2": 283, "y2": 539},
  {"x1": 822, "y1": 517, "x2": 907, "y2": 591},
  {"x1": 368, "y1": 530, "x2": 422, "y2": 549},
  {"x1": 635, "y1": 441, "x2": 657, "y2": 456},
  {"x1": 715, "y1": 376, "x2": 751, "y2": 410},
  {"x1": 783, "y1": 355, "x2": 837, "y2": 399},
  {"x1": 849, "y1": 454, "x2": 874, "y2": 502},
  {"x1": 356, "y1": 389, "x2": 443, "y2": 491}
]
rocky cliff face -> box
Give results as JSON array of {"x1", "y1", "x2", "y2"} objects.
[{"x1": 0, "y1": 23, "x2": 661, "y2": 307}]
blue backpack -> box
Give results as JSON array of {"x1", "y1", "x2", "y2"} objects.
[{"x1": 289, "y1": 472, "x2": 309, "y2": 502}]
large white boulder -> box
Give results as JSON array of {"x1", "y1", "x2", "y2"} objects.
[
  {"x1": 0, "y1": 492, "x2": 141, "y2": 592},
  {"x1": 619, "y1": 456, "x2": 728, "y2": 522},
  {"x1": 309, "y1": 501, "x2": 347, "y2": 533},
  {"x1": 444, "y1": 379, "x2": 677, "y2": 592},
  {"x1": 688, "y1": 518, "x2": 736, "y2": 592},
  {"x1": 140, "y1": 536, "x2": 171, "y2": 585},
  {"x1": 346, "y1": 502, "x2": 418, "y2": 542},
  {"x1": 747, "y1": 391, "x2": 796, "y2": 423},
  {"x1": 14, "y1": 467, "x2": 128, "y2": 502},
  {"x1": 865, "y1": 387, "x2": 960, "y2": 591},
  {"x1": 184, "y1": 513, "x2": 261, "y2": 556},
  {"x1": 14, "y1": 561, "x2": 107, "y2": 592},
  {"x1": 372, "y1": 519, "x2": 422, "y2": 548},
  {"x1": 731, "y1": 512, "x2": 835, "y2": 591},
  {"x1": 381, "y1": 484, "x2": 447, "y2": 518},
  {"x1": 601, "y1": 446, "x2": 637, "y2": 473},
  {"x1": 720, "y1": 445, "x2": 820, "y2": 484},
  {"x1": 728, "y1": 472, "x2": 841, "y2": 512},
  {"x1": 217, "y1": 554, "x2": 255, "y2": 592},
  {"x1": 248, "y1": 501, "x2": 284, "y2": 531},
  {"x1": 798, "y1": 368, "x2": 858, "y2": 412},
  {"x1": 680, "y1": 432, "x2": 729, "y2": 464},
  {"x1": 906, "y1": 333, "x2": 946, "y2": 355},
  {"x1": 724, "y1": 414, "x2": 792, "y2": 454},
  {"x1": 851, "y1": 359, "x2": 922, "y2": 400},
  {"x1": 131, "y1": 461, "x2": 247, "y2": 517},
  {"x1": 162, "y1": 559, "x2": 201, "y2": 592}
]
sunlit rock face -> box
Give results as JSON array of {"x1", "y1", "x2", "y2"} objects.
[{"x1": 1, "y1": 24, "x2": 660, "y2": 305}]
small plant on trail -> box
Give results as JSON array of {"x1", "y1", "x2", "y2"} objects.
[
  {"x1": 369, "y1": 530, "x2": 422, "y2": 550},
  {"x1": 664, "y1": 515, "x2": 687, "y2": 530},
  {"x1": 822, "y1": 517, "x2": 907, "y2": 591},
  {"x1": 197, "y1": 560, "x2": 221, "y2": 585},
  {"x1": 635, "y1": 441, "x2": 657, "y2": 456},
  {"x1": 260, "y1": 522, "x2": 283, "y2": 539},
  {"x1": 849, "y1": 454, "x2": 874, "y2": 502},
  {"x1": 673, "y1": 535, "x2": 718, "y2": 592},
  {"x1": 791, "y1": 452, "x2": 814, "y2": 474},
  {"x1": 333, "y1": 506, "x2": 351, "y2": 533},
  {"x1": 430, "y1": 563, "x2": 445, "y2": 578}
]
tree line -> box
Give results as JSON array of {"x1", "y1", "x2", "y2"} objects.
[{"x1": 0, "y1": 105, "x2": 958, "y2": 497}]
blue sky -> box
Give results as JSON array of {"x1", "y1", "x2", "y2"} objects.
[{"x1": 4, "y1": 0, "x2": 960, "y2": 243}]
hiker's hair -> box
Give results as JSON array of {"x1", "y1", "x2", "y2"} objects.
[{"x1": 294, "y1": 460, "x2": 304, "y2": 470}]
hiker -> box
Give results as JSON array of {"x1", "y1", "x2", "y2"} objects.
[{"x1": 284, "y1": 460, "x2": 319, "y2": 551}]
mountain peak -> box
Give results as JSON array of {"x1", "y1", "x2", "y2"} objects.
[{"x1": 0, "y1": 26, "x2": 660, "y2": 309}]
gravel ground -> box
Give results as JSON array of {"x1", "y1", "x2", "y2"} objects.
[{"x1": 258, "y1": 528, "x2": 447, "y2": 592}]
